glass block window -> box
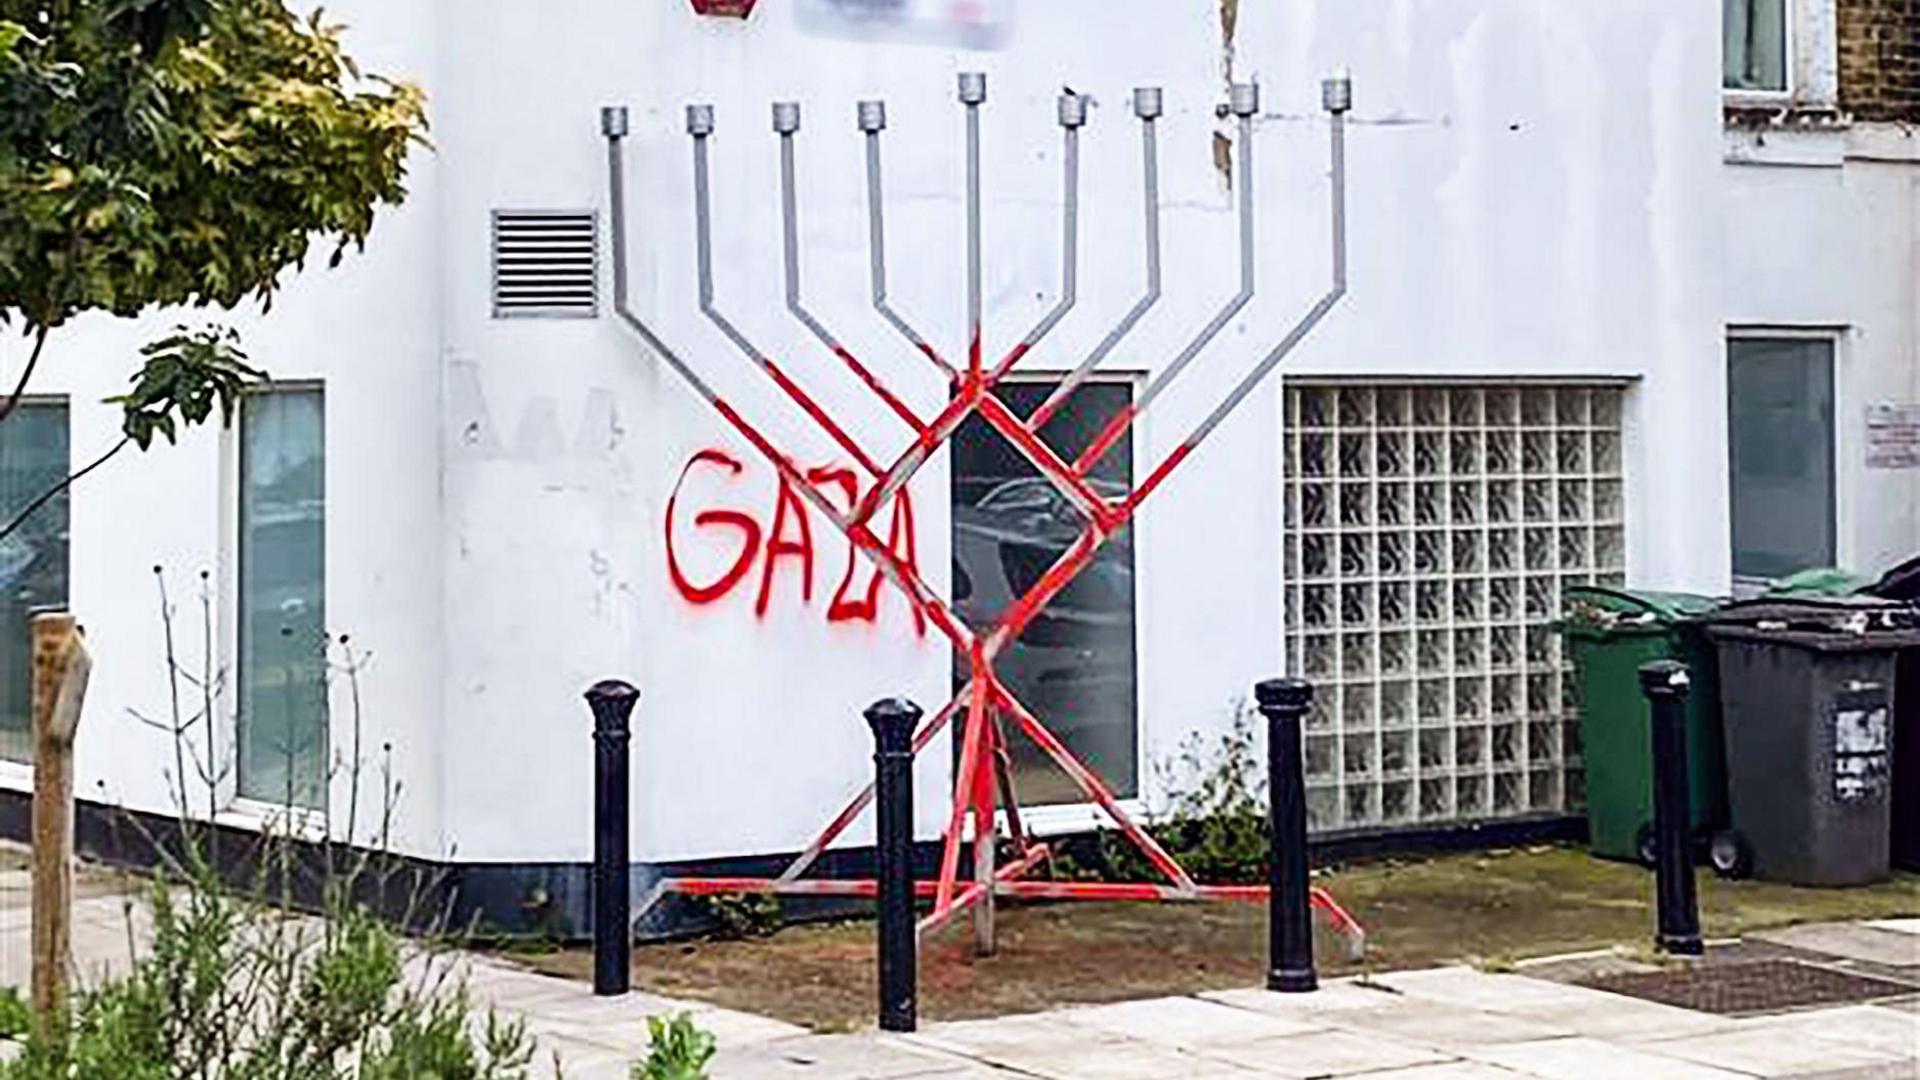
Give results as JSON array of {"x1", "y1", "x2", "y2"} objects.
[
  {"x1": 1284, "y1": 383, "x2": 1628, "y2": 833},
  {"x1": 238, "y1": 387, "x2": 327, "y2": 810},
  {"x1": 0, "y1": 402, "x2": 69, "y2": 762}
]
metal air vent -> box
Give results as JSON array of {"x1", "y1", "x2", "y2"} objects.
[{"x1": 491, "y1": 210, "x2": 599, "y2": 319}]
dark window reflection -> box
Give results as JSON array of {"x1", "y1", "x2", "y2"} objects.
[
  {"x1": 0, "y1": 404, "x2": 69, "y2": 762},
  {"x1": 952, "y1": 380, "x2": 1137, "y2": 804},
  {"x1": 1728, "y1": 339, "x2": 1835, "y2": 581}
]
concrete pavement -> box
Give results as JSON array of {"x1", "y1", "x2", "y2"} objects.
[{"x1": 2, "y1": 859, "x2": 1914, "y2": 1078}]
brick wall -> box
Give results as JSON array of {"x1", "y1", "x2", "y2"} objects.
[{"x1": 1839, "y1": 0, "x2": 1920, "y2": 120}]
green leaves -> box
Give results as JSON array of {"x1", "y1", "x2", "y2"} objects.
[
  {"x1": 635, "y1": 1014, "x2": 717, "y2": 1080},
  {"x1": 0, "y1": 0, "x2": 428, "y2": 331},
  {"x1": 106, "y1": 323, "x2": 264, "y2": 449}
]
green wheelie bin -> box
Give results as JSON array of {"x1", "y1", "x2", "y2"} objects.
[{"x1": 1560, "y1": 587, "x2": 1728, "y2": 863}]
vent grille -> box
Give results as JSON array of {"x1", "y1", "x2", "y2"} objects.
[{"x1": 491, "y1": 210, "x2": 599, "y2": 319}]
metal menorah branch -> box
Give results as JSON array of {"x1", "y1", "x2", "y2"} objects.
[{"x1": 604, "y1": 71, "x2": 1363, "y2": 959}]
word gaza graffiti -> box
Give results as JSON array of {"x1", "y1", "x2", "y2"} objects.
[{"x1": 665, "y1": 449, "x2": 926, "y2": 636}]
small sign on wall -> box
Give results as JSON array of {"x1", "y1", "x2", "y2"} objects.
[
  {"x1": 1865, "y1": 403, "x2": 1920, "y2": 470},
  {"x1": 796, "y1": 0, "x2": 1015, "y2": 48}
]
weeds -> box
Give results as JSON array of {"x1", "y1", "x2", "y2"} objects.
[
  {"x1": 0, "y1": 569, "x2": 535, "y2": 1078},
  {"x1": 1053, "y1": 698, "x2": 1273, "y2": 886},
  {"x1": 632, "y1": 1013, "x2": 715, "y2": 1080},
  {"x1": 694, "y1": 892, "x2": 783, "y2": 941}
]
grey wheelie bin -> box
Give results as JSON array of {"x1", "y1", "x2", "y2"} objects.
[
  {"x1": 1864, "y1": 554, "x2": 1920, "y2": 872},
  {"x1": 1704, "y1": 598, "x2": 1920, "y2": 887}
]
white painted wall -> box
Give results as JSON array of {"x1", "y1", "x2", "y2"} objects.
[
  {"x1": 1724, "y1": 124, "x2": 1920, "y2": 581},
  {"x1": 2, "y1": 0, "x2": 1743, "y2": 867},
  {"x1": 0, "y1": 2, "x2": 447, "y2": 856}
]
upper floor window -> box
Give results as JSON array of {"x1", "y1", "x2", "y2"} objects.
[{"x1": 1725, "y1": 0, "x2": 1790, "y2": 94}]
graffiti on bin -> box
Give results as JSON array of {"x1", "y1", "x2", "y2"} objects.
[{"x1": 1833, "y1": 686, "x2": 1891, "y2": 802}]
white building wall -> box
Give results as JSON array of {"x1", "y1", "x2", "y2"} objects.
[
  {"x1": 0, "y1": 2, "x2": 448, "y2": 857},
  {"x1": 1, "y1": 0, "x2": 1736, "y2": 871},
  {"x1": 1724, "y1": 125, "x2": 1920, "y2": 580}
]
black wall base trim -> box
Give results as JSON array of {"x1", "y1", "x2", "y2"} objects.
[{"x1": 0, "y1": 787, "x2": 1584, "y2": 944}]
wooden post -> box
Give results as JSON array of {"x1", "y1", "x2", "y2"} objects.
[{"x1": 30, "y1": 613, "x2": 89, "y2": 1025}]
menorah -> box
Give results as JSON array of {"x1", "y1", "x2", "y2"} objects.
[{"x1": 602, "y1": 70, "x2": 1365, "y2": 959}]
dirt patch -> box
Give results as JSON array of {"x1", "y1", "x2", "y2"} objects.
[{"x1": 510, "y1": 846, "x2": 1920, "y2": 1032}]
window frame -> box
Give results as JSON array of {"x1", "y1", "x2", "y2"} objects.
[
  {"x1": 229, "y1": 381, "x2": 330, "y2": 814},
  {"x1": 1725, "y1": 0, "x2": 1796, "y2": 100},
  {"x1": 1725, "y1": 327, "x2": 1843, "y2": 592},
  {"x1": 950, "y1": 371, "x2": 1148, "y2": 837}
]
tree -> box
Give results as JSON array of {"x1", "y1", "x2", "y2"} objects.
[{"x1": 0, "y1": 0, "x2": 428, "y2": 422}]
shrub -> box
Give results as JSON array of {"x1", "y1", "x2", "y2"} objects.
[
  {"x1": 0, "y1": 570, "x2": 534, "y2": 1078},
  {"x1": 632, "y1": 1013, "x2": 716, "y2": 1080}
]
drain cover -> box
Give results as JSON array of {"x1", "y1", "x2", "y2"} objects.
[{"x1": 1580, "y1": 960, "x2": 1917, "y2": 1015}]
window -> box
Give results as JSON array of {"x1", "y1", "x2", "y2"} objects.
[
  {"x1": 1728, "y1": 337, "x2": 1835, "y2": 583},
  {"x1": 0, "y1": 402, "x2": 69, "y2": 763},
  {"x1": 951, "y1": 379, "x2": 1138, "y2": 806},
  {"x1": 1725, "y1": 0, "x2": 1789, "y2": 93},
  {"x1": 238, "y1": 387, "x2": 327, "y2": 809},
  {"x1": 1285, "y1": 384, "x2": 1629, "y2": 831}
]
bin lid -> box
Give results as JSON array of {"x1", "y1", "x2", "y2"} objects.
[
  {"x1": 1560, "y1": 586, "x2": 1720, "y2": 634},
  {"x1": 1703, "y1": 594, "x2": 1920, "y2": 647},
  {"x1": 1705, "y1": 622, "x2": 1920, "y2": 653}
]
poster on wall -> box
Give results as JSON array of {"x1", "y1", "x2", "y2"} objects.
[
  {"x1": 1865, "y1": 403, "x2": 1920, "y2": 470},
  {"x1": 795, "y1": 0, "x2": 1015, "y2": 49}
]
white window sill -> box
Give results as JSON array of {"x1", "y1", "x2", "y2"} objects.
[
  {"x1": 215, "y1": 799, "x2": 330, "y2": 843},
  {"x1": 1724, "y1": 125, "x2": 1846, "y2": 168},
  {"x1": 0, "y1": 760, "x2": 32, "y2": 794}
]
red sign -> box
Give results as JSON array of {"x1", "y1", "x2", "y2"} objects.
[{"x1": 691, "y1": 0, "x2": 757, "y2": 16}]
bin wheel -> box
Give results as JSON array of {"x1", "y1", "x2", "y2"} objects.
[
  {"x1": 1709, "y1": 830, "x2": 1753, "y2": 880},
  {"x1": 1634, "y1": 823, "x2": 1658, "y2": 868}
]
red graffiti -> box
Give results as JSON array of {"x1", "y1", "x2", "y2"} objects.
[{"x1": 666, "y1": 450, "x2": 925, "y2": 636}]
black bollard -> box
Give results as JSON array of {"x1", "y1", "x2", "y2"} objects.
[
  {"x1": 1640, "y1": 660, "x2": 1703, "y2": 956},
  {"x1": 865, "y1": 697, "x2": 921, "y2": 1032},
  {"x1": 587, "y1": 679, "x2": 640, "y2": 996},
  {"x1": 1258, "y1": 678, "x2": 1318, "y2": 992}
]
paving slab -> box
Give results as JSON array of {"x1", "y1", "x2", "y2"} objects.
[
  {"x1": 1463, "y1": 1036, "x2": 1751, "y2": 1079},
  {"x1": 1056, "y1": 994, "x2": 1324, "y2": 1047},
  {"x1": 1319, "y1": 996, "x2": 1574, "y2": 1049},
  {"x1": 1345, "y1": 1063, "x2": 1533, "y2": 1079},
  {"x1": 948, "y1": 1030, "x2": 1257, "y2": 1079},
  {"x1": 525, "y1": 1034, "x2": 633, "y2": 1080},
  {"x1": 1376, "y1": 965, "x2": 1640, "y2": 1013},
  {"x1": 1763, "y1": 1004, "x2": 1920, "y2": 1062},
  {"x1": 1785, "y1": 1065, "x2": 1920, "y2": 1080},
  {"x1": 1496, "y1": 991, "x2": 1739, "y2": 1041},
  {"x1": 1637, "y1": 1023, "x2": 1912, "y2": 1076},
  {"x1": 1750, "y1": 923, "x2": 1920, "y2": 968},
  {"x1": 1187, "y1": 1026, "x2": 1455, "y2": 1077},
  {"x1": 1202, "y1": 977, "x2": 1418, "y2": 1017},
  {"x1": 906, "y1": 1013, "x2": 1085, "y2": 1057},
  {"x1": 709, "y1": 1033, "x2": 980, "y2": 1079}
]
